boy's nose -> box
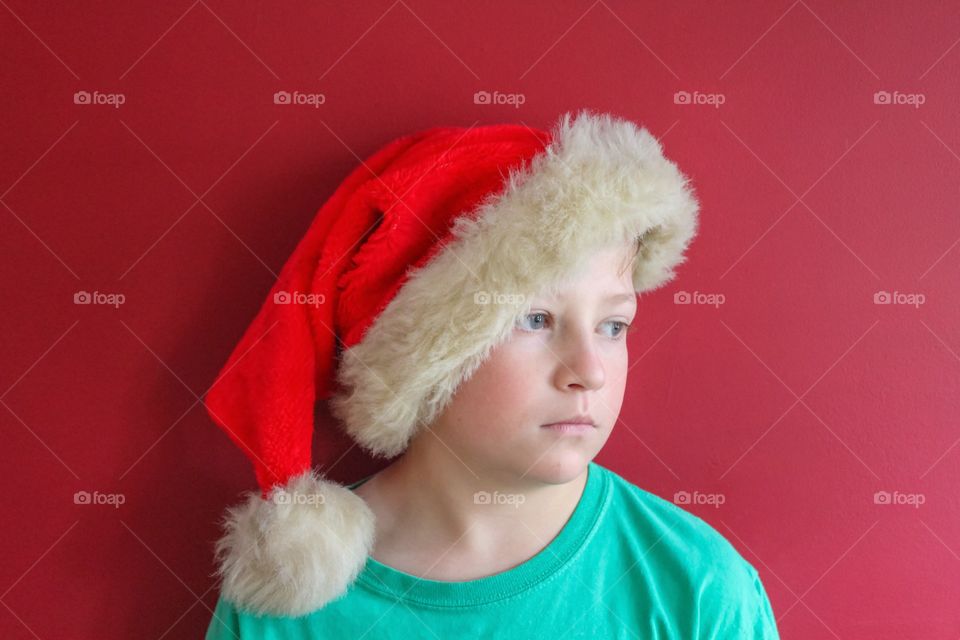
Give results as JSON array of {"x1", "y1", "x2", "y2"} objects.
[{"x1": 552, "y1": 337, "x2": 606, "y2": 391}]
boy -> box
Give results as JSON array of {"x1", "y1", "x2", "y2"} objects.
[{"x1": 203, "y1": 111, "x2": 780, "y2": 638}]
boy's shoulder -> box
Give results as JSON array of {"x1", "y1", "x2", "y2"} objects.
[
  {"x1": 595, "y1": 462, "x2": 761, "y2": 584},
  {"x1": 593, "y1": 463, "x2": 780, "y2": 637}
]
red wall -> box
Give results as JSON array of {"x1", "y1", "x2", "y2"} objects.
[{"x1": 2, "y1": 2, "x2": 958, "y2": 638}]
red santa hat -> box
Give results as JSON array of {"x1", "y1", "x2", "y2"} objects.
[{"x1": 204, "y1": 109, "x2": 700, "y2": 617}]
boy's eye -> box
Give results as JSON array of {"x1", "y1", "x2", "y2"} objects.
[
  {"x1": 517, "y1": 312, "x2": 550, "y2": 331},
  {"x1": 516, "y1": 312, "x2": 632, "y2": 340},
  {"x1": 603, "y1": 320, "x2": 631, "y2": 339}
]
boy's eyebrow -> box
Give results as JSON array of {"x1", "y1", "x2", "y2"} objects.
[
  {"x1": 604, "y1": 292, "x2": 637, "y2": 304},
  {"x1": 535, "y1": 292, "x2": 638, "y2": 306}
]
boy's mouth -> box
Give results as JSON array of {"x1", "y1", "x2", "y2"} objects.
[
  {"x1": 541, "y1": 414, "x2": 596, "y2": 434},
  {"x1": 541, "y1": 422, "x2": 596, "y2": 435},
  {"x1": 542, "y1": 413, "x2": 595, "y2": 427}
]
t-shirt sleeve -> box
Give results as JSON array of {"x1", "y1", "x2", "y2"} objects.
[
  {"x1": 697, "y1": 562, "x2": 781, "y2": 639},
  {"x1": 746, "y1": 568, "x2": 780, "y2": 639},
  {"x1": 205, "y1": 594, "x2": 242, "y2": 640}
]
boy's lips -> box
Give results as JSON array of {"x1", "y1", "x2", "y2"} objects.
[
  {"x1": 541, "y1": 414, "x2": 596, "y2": 428},
  {"x1": 541, "y1": 414, "x2": 597, "y2": 434},
  {"x1": 541, "y1": 422, "x2": 596, "y2": 435}
]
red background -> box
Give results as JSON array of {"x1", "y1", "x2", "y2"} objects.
[{"x1": 2, "y1": 2, "x2": 958, "y2": 638}]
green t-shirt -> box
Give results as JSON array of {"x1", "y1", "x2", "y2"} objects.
[{"x1": 206, "y1": 462, "x2": 780, "y2": 639}]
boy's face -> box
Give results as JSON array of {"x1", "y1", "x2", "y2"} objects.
[{"x1": 427, "y1": 241, "x2": 638, "y2": 486}]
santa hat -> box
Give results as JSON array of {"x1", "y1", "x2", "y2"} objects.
[{"x1": 205, "y1": 109, "x2": 699, "y2": 617}]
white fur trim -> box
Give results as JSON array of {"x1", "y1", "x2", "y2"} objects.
[
  {"x1": 330, "y1": 109, "x2": 699, "y2": 458},
  {"x1": 214, "y1": 470, "x2": 375, "y2": 617}
]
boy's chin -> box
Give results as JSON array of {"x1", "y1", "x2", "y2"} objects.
[{"x1": 518, "y1": 451, "x2": 594, "y2": 486}]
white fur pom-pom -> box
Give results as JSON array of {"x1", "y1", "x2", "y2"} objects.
[{"x1": 213, "y1": 470, "x2": 376, "y2": 618}]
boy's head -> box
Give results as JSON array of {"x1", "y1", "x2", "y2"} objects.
[
  {"x1": 407, "y1": 239, "x2": 641, "y2": 485},
  {"x1": 205, "y1": 112, "x2": 698, "y2": 616}
]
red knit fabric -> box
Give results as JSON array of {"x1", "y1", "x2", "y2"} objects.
[{"x1": 204, "y1": 123, "x2": 551, "y2": 496}]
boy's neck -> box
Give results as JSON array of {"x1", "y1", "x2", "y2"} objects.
[{"x1": 354, "y1": 433, "x2": 589, "y2": 580}]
